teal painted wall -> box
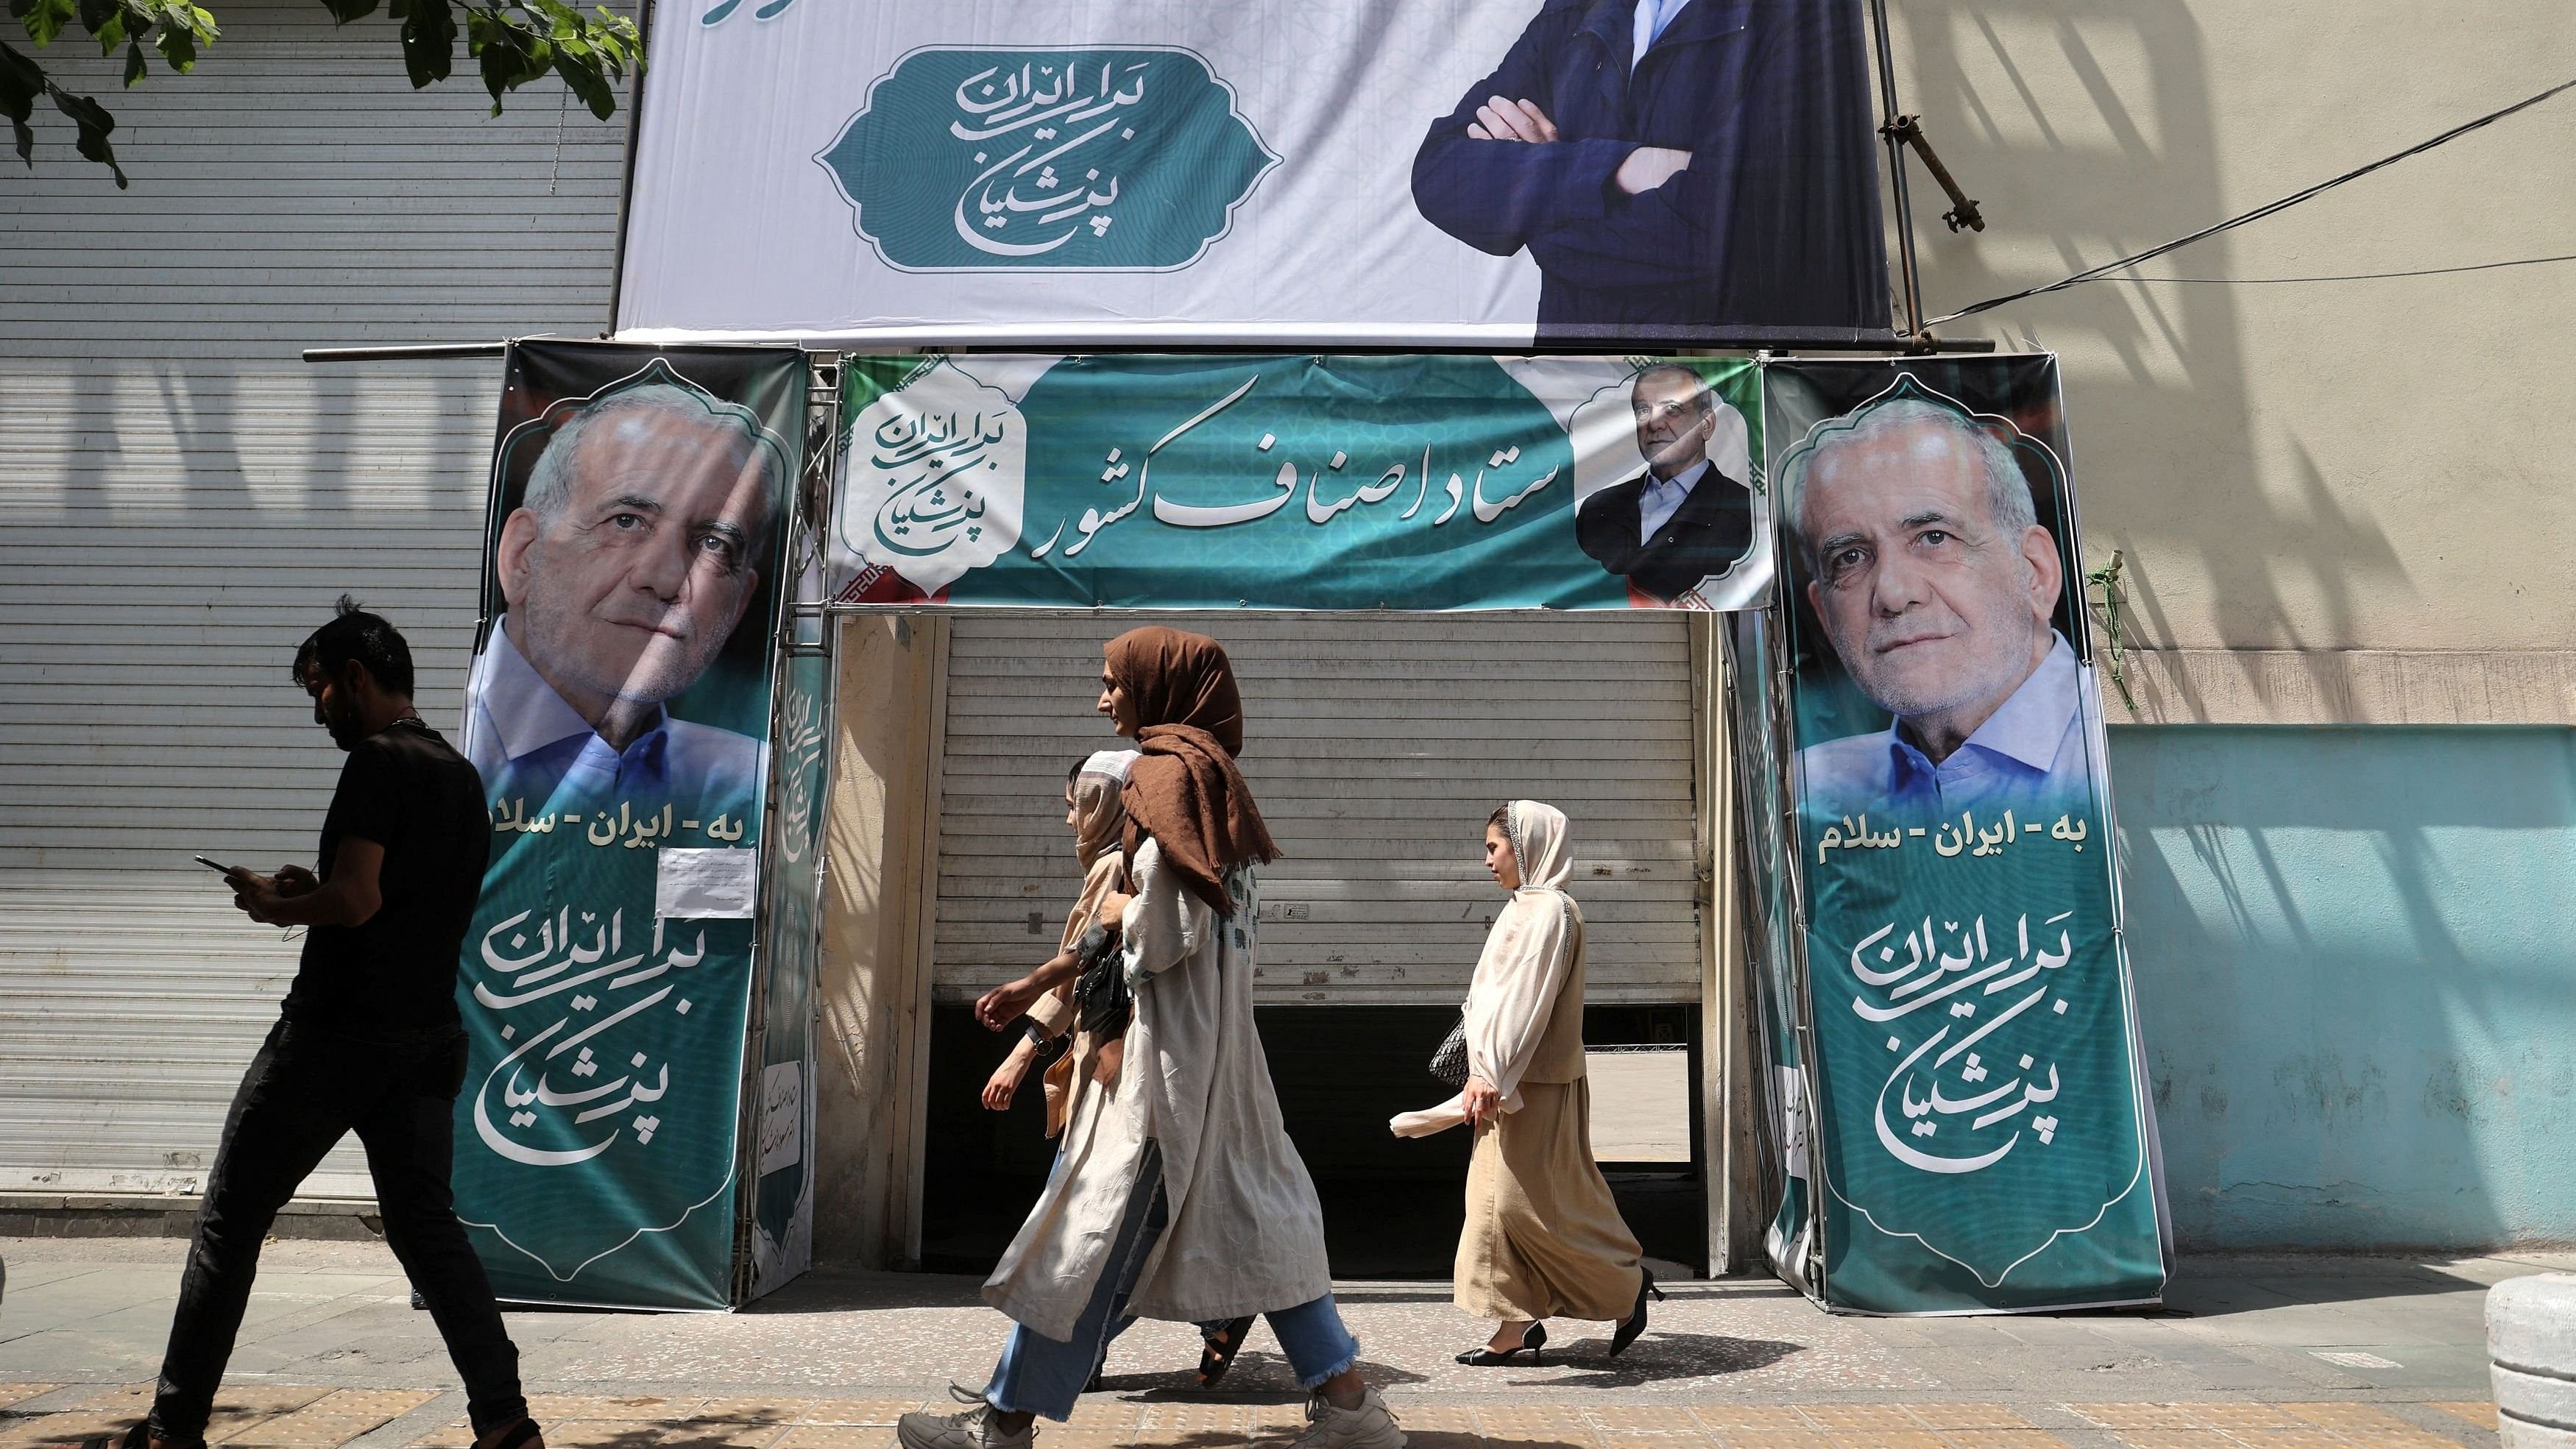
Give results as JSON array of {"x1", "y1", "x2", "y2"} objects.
[{"x1": 2110, "y1": 726, "x2": 2576, "y2": 1251}]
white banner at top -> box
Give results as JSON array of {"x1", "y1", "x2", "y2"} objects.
[{"x1": 615, "y1": 0, "x2": 1892, "y2": 348}]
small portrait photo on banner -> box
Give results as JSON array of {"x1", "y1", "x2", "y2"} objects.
[
  {"x1": 467, "y1": 355, "x2": 796, "y2": 825},
  {"x1": 1571, "y1": 362, "x2": 1759, "y2": 604},
  {"x1": 1776, "y1": 375, "x2": 2091, "y2": 823}
]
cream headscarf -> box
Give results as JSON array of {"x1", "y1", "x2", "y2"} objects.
[
  {"x1": 1063, "y1": 749, "x2": 1139, "y2": 951},
  {"x1": 1391, "y1": 801, "x2": 1585, "y2": 1138}
]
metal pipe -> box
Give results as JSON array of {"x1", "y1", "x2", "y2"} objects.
[
  {"x1": 300, "y1": 341, "x2": 510, "y2": 362},
  {"x1": 602, "y1": 0, "x2": 658, "y2": 339},
  {"x1": 300, "y1": 336, "x2": 1998, "y2": 367},
  {"x1": 1866, "y1": 0, "x2": 1926, "y2": 338}
]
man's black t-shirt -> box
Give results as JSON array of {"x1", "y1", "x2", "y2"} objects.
[{"x1": 284, "y1": 720, "x2": 491, "y2": 1038}]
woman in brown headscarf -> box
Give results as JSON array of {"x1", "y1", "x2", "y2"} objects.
[{"x1": 908, "y1": 628, "x2": 1404, "y2": 1449}]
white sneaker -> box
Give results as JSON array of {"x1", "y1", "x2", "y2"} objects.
[
  {"x1": 896, "y1": 1386, "x2": 1035, "y2": 1449},
  {"x1": 1287, "y1": 1388, "x2": 1405, "y2": 1449}
]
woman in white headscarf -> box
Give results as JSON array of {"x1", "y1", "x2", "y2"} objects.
[{"x1": 1393, "y1": 801, "x2": 1660, "y2": 1365}]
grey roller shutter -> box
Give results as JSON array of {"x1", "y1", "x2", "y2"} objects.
[
  {"x1": 0, "y1": 0, "x2": 625, "y2": 1196},
  {"x1": 933, "y1": 612, "x2": 1703, "y2": 1007}
]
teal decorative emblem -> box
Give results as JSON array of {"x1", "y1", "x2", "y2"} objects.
[{"x1": 817, "y1": 47, "x2": 1277, "y2": 272}]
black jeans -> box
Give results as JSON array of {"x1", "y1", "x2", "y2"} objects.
[{"x1": 150, "y1": 1017, "x2": 527, "y2": 1444}]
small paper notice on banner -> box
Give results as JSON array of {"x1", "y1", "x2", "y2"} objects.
[
  {"x1": 657, "y1": 847, "x2": 759, "y2": 918},
  {"x1": 759, "y1": 1061, "x2": 802, "y2": 1176}
]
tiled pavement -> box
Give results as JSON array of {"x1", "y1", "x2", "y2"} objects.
[
  {"x1": 0, "y1": 1238, "x2": 2556, "y2": 1449},
  {"x1": 0, "y1": 1386, "x2": 2510, "y2": 1449}
]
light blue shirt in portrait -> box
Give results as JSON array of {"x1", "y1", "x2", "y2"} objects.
[
  {"x1": 1636, "y1": 457, "x2": 1708, "y2": 544},
  {"x1": 1632, "y1": 0, "x2": 1696, "y2": 68},
  {"x1": 461, "y1": 618, "x2": 764, "y2": 817},
  {"x1": 1796, "y1": 632, "x2": 2100, "y2": 826}
]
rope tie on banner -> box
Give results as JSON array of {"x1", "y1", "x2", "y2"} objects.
[{"x1": 1926, "y1": 74, "x2": 2576, "y2": 326}]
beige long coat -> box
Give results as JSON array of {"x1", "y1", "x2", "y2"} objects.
[
  {"x1": 1391, "y1": 801, "x2": 1644, "y2": 1322},
  {"x1": 983, "y1": 839, "x2": 1333, "y2": 1340}
]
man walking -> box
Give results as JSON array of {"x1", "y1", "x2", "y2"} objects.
[{"x1": 91, "y1": 600, "x2": 540, "y2": 1449}]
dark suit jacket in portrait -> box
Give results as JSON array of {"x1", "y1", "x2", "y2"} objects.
[
  {"x1": 1409, "y1": 0, "x2": 1889, "y2": 341},
  {"x1": 1576, "y1": 467, "x2": 1754, "y2": 601}
]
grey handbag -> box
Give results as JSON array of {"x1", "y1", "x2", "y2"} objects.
[{"x1": 1428, "y1": 1012, "x2": 1471, "y2": 1088}]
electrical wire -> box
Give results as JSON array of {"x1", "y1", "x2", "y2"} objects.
[
  {"x1": 1925, "y1": 75, "x2": 2576, "y2": 326},
  {"x1": 2107, "y1": 253, "x2": 2576, "y2": 286}
]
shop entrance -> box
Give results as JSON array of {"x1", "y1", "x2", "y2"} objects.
[{"x1": 911, "y1": 612, "x2": 1721, "y2": 1275}]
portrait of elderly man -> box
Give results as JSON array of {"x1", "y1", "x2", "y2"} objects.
[
  {"x1": 1784, "y1": 394, "x2": 2097, "y2": 821},
  {"x1": 462, "y1": 381, "x2": 780, "y2": 812},
  {"x1": 1408, "y1": 0, "x2": 1888, "y2": 338},
  {"x1": 1575, "y1": 364, "x2": 1754, "y2": 602}
]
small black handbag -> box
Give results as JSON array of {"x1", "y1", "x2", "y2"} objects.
[
  {"x1": 1428, "y1": 1011, "x2": 1471, "y2": 1088},
  {"x1": 1069, "y1": 924, "x2": 1132, "y2": 1037}
]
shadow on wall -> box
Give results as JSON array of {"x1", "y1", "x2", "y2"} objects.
[
  {"x1": 2111, "y1": 725, "x2": 2576, "y2": 1251},
  {"x1": 1899, "y1": 1, "x2": 2410, "y2": 706}
]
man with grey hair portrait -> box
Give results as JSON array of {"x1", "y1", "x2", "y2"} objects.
[
  {"x1": 1783, "y1": 391, "x2": 2095, "y2": 821},
  {"x1": 462, "y1": 380, "x2": 779, "y2": 812},
  {"x1": 1575, "y1": 364, "x2": 1755, "y2": 602}
]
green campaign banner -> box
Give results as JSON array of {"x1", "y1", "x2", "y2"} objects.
[
  {"x1": 746, "y1": 640, "x2": 830, "y2": 1297},
  {"x1": 1766, "y1": 356, "x2": 2168, "y2": 1314},
  {"x1": 452, "y1": 341, "x2": 806, "y2": 1309},
  {"x1": 827, "y1": 353, "x2": 1774, "y2": 612}
]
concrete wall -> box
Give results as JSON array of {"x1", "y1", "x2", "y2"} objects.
[
  {"x1": 1887, "y1": 1, "x2": 2576, "y2": 721},
  {"x1": 813, "y1": 614, "x2": 948, "y2": 1269},
  {"x1": 2113, "y1": 724, "x2": 2576, "y2": 1250}
]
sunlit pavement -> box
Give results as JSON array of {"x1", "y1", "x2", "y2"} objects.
[{"x1": 3, "y1": 1237, "x2": 2558, "y2": 1448}]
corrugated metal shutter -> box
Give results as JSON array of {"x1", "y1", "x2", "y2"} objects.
[
  {"x1": 933, "y1": 613, "x2": 1702, "y2": 1007},
  {"x1": 0, "y1": 1, "x2": 625, "y2": 1196}
]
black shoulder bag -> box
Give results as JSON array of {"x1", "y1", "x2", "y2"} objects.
[
  {"x1": 1428, "y1": 1012, "x2": 1471, "y2": 1088},
  {"x1": 1069, "y1": 924, "x2": 1131, "y2": 1037}
]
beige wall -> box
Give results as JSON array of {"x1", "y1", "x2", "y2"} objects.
[
  {"x1": 1885, "y1": 1, "x2": 2576, "y2": 722},
  {"x1": 813, "y1": 614, "x2": 948, "y2": 1268}
]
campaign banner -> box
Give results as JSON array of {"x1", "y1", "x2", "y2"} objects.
[
  {"x1": 453, "y1": 341, "x2": 805, "y2": 1310},
  {"x1": 746, "y1": 645, "x2": 827, "y2": 1299},
  {"x1": 615, "y1": 1, "x2": 1891, "y2": 347},
  {"x1": 1766, "y1": 356, "x2": 2168, "y2": 1314},
  {"x1": 827, "y1": 353, "x2": 1773, "y2": 611}
]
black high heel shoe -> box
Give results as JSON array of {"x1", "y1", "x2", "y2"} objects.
[
  {"x1": 1456, "y1": 1321, "x2": 1546, "y2": 1366},
  {"x1": 1608, "y1": 1267, "x2": 1666, "y2": 1358}
]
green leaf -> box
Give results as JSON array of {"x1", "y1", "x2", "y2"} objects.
[
  {"x1": 0, "y1": 38, "x2": 39, "y2": 165},
  {"x1": 152, "y1": 15, "x2": 193, "y2": 70},
  {"x1": 316, "y1": 0, "x2": 378, "y2": 24},
  {"x1": 396, "y1": 0, "x2": 453, "y2": 86},
  {"x1": 49, "y1": 77, "x2": 124, "y2": 185},
  {"x1": 553, "y1": 48, "x2": 609, "y2": 118},
  {"x1": 121, "y1": 34, "x2": 141, "y2": 82},
  {"x1": 465, "y1": 4, "x2": 549, "y2": 112},
  {"x1": 22, "y1": 0, "x2": 76, "y2": 48},
  {"x1": 92, "y1": 9, "x2": 122, "y2": 52}
]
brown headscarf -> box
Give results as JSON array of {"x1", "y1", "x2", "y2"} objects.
[{"x1": 1105, "y1": 627, "x2": 1280, "y2": 913}]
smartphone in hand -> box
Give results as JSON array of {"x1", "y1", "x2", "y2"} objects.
[{"x1": 192, "y1": 854, "x2": 238, "y2": 877}]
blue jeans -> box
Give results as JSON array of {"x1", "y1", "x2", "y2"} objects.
[{"x1": 983, "y1": 1142, "x2": 1360, "y2": 1421}]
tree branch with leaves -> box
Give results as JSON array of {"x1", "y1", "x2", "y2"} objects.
[{"x1": 4, "y1": 0, "x2": 639, "y2": 188}]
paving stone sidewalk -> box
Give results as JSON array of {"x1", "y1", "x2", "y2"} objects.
[{"x1": 1, "y1": 1238, "x2": 2558, "y2": 1449}]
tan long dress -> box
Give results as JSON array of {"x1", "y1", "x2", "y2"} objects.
[
  {"x1": 1456, "y1": 921, "x2": 1644, "y2": 1321},
  {"x1": 1393, "y1": 799, "x2": 1644, "y2": 1323}
]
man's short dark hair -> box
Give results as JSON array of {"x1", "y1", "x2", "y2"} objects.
[{"x1": 294, "y1": 595, "x2": 414, "y2": 696}]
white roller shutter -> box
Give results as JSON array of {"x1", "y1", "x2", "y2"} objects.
[
  {"x1": 0, "y1": 1, "x2": 625, "y2": 1196},
  {"x1": 933, "y1": 612, "x2": 1703, "y2": 1007}
]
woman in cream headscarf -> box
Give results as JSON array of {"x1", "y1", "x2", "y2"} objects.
[
  {"x1": 905, "y1": 627, "x2": 1404, "y2": 1449},
  {"x1": 980, "y1": 751, "x2": 1136, "y2": 1134},
  {"x1": 1393, "y1": 801, "x2": 1660, "y2": 1364}
]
